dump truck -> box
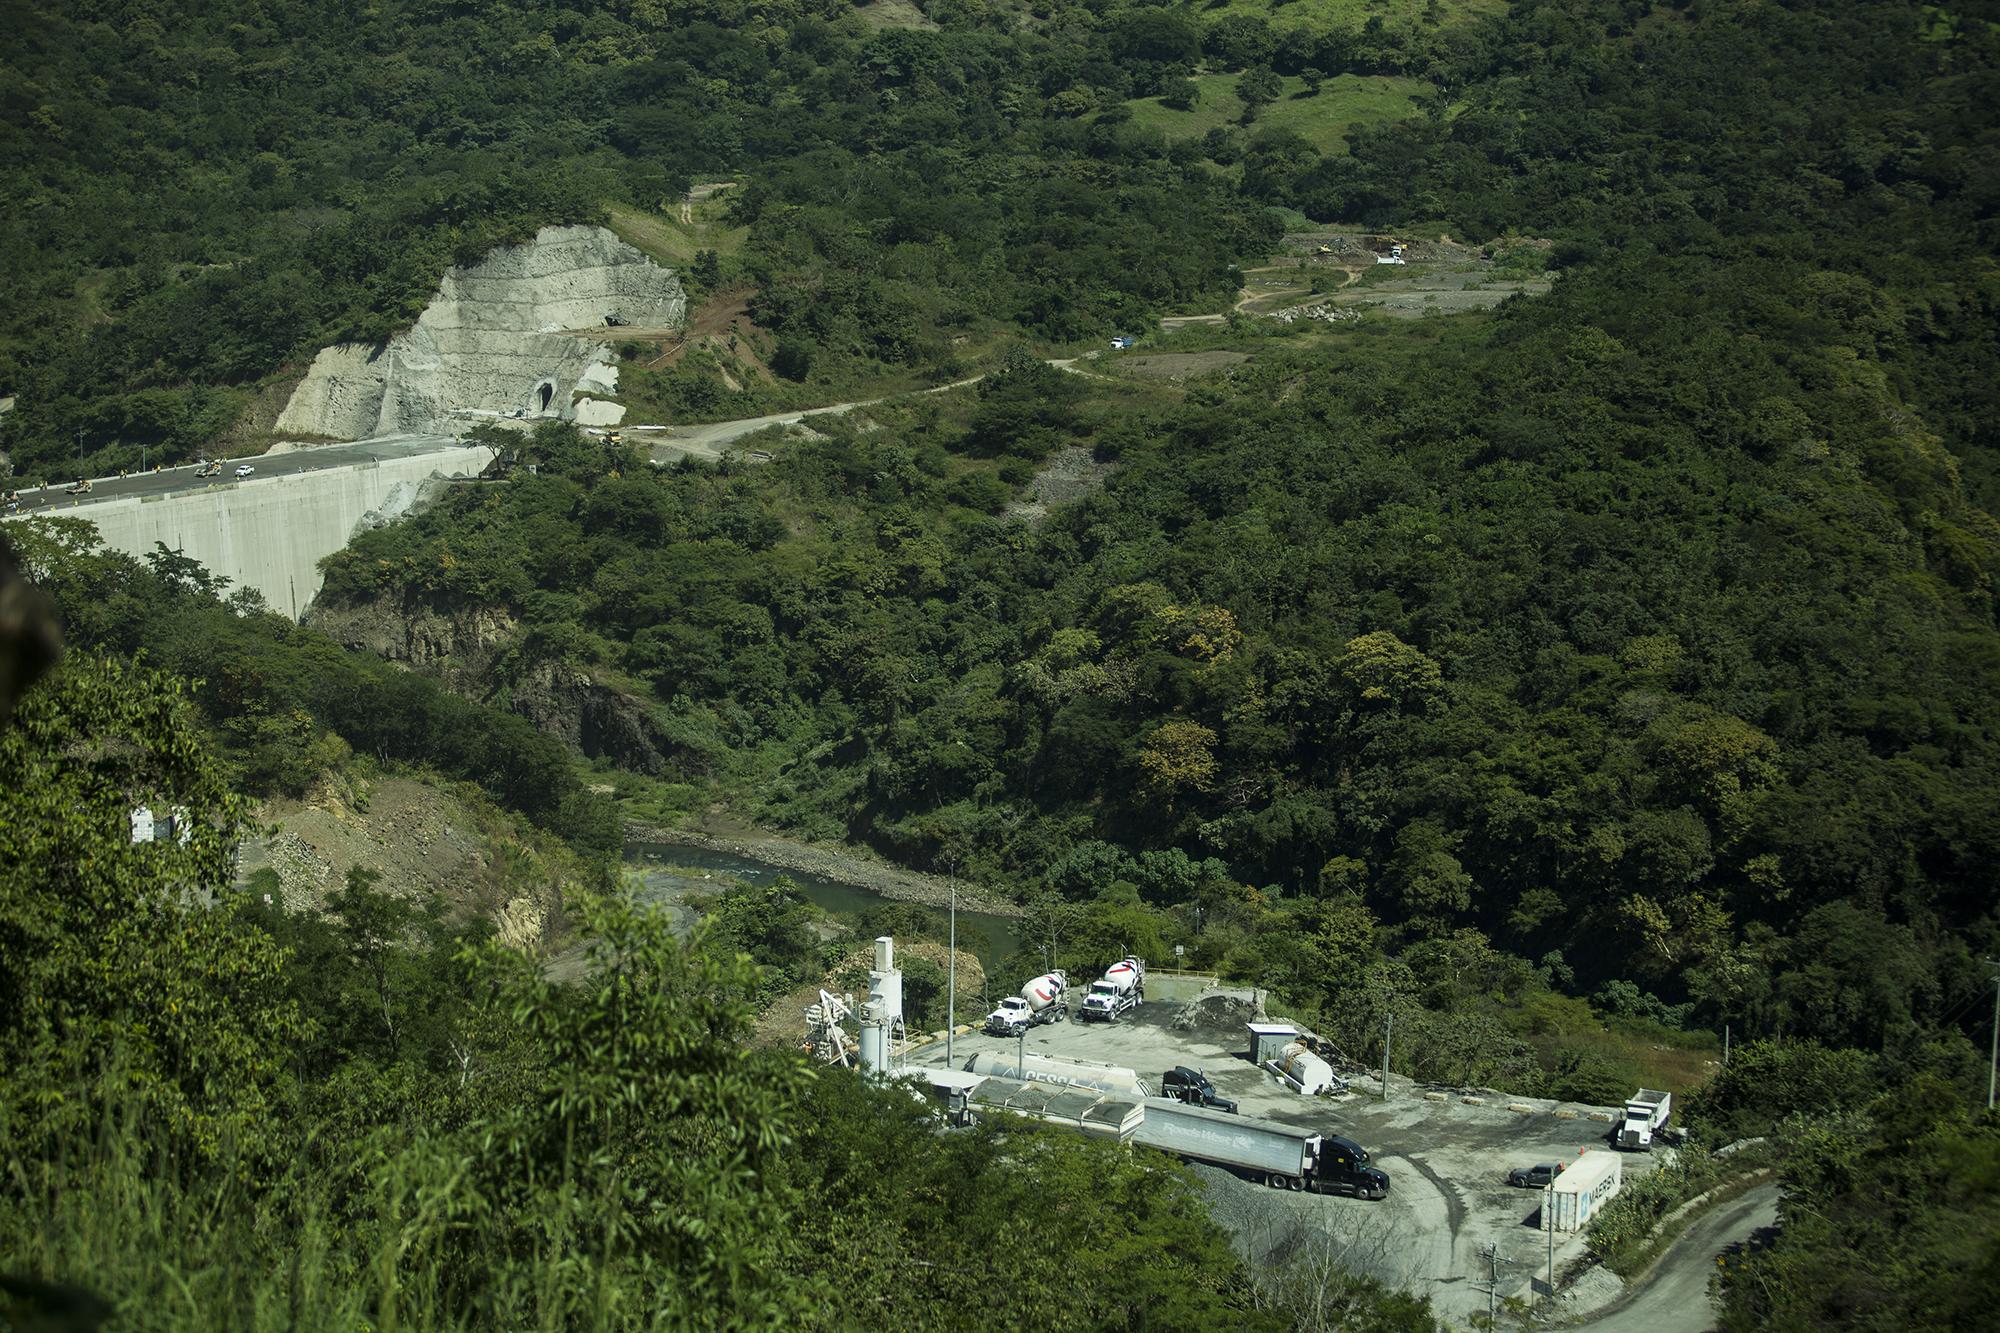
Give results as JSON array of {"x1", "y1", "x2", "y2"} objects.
[
  {"x1": 984, "y1": 971, "x2": 1069, "y2": 1035},
  {"x1": 1617, "y1": 1089, "x2": 1672, "y2": 1151},
  {"x1": 1078, "y1": 957, "x2": 1144, "y2": 1022},
  {"x1": 1134, "y1": 1098, "x2": 1388, "y2": 1198}
]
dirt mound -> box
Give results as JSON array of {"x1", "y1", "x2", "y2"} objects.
[{"x1": 1171, "y1": 987, "x2": 1265, "y2": 1040}]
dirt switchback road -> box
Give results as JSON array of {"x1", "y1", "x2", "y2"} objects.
[{"x1": 1574, "y1": 1182, "x2": 1780, "y2": 1333}]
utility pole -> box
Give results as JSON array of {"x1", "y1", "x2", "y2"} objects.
[
  {"x1": 1546, "y1": 1183, "x2": 1557, "y2": 1303},
  {"x1": 1382, "y1": 1010, "x2": 1393, "y2": 1101},
  {"x1": 1987, "y1": 959, "x2": 1999, "y2": 1111},
  {"x1": 1474, "y1": 1243, "x2": 1503, "y2": 1325},
  {"x1": 946, "y1": 875, "x2": 958, "y2": 1066}
]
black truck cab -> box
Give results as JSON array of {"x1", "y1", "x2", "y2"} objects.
[
  {"x1": 1315, "y1": 1135, "x2": 1390, "y2": 1200},
  {"x1": 1161, "y1": 1066, "x2": 1237, "y2": 1113}
]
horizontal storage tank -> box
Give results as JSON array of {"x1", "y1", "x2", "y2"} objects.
[
  {"x1": 964, "y1": 1052, "x2": 1146, "y2": 1097},
  {"x1": 1270, "y1": 1041, "x2": 1336, "y2": 1096},
  {"x1": 1543, "y1": 1152, "x2": 1623, "y2": 1232},
  {"x1": 968, "y1": 1076, "x2": 1144, "y2": 1142}
]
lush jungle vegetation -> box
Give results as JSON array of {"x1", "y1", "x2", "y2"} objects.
[{"x1": 5, "y1": 0, "x2": 2000, "y2": 1327}]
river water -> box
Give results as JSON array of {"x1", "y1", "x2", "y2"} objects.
[{"x1": 624, "y1": 839, "x2": 1027, "y2": 980}]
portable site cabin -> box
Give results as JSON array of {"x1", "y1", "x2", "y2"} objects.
[
  {"x1": 1542, "y1": 1151, "x2": 1623, "y2": 1232},
  {"x1": 1247, "y1": 1022, "x2": 1300, "y2": 1064}
]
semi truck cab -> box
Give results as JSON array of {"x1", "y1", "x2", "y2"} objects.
[
  {"x1": 1161, "y1": 1066, "x2": 1236, "y2": 1113},
  {"x1": 1316, "y1": 1135, "x2": 1390, "y2": 1199}
]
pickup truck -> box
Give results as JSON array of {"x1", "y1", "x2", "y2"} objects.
[{"x1": 1507, "y1": 1162, "x2": 1563, "y2": 1188}]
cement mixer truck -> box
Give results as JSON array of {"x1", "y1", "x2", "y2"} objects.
[
  {"x1": 984, "y1": 971, "x2": 1070, "y2": 1036},
  {"x1": 1078, "y1": 956, "x2": 1145, "y2": 1023}
]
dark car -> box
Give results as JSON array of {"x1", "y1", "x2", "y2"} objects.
[
  {"x1": 1507, "y1": 1162, "x2": 1563, "y2": 1188},
  {"x1": 1161, "y1": 1066, "x2": 1237, "y2": 1113}
]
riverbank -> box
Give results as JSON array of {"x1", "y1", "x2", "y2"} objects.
[{"x1": 620, "y1": 815, "x2": 1024, "y2": 918}]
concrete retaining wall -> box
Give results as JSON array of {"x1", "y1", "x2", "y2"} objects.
[{"x1": 65, "y1": 446, "x2": 495, "y2": 618}]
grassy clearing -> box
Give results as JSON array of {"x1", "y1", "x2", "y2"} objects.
[
  {"x1": 851, "y1": 0, "x2": 936, "y2": 30},
  {"x1": 1509, "y1": 985, "x2": 1721, "y2": 1099},
  {"x1": 1123, "y1": 73, "x2": 1429, "y2": 154},
  {"x1": 605, "y1": 200, "x2": 749, "y2": 266},
  {"x1": 1189, "y1": 0, "x2": 1506, "y2": 29}
]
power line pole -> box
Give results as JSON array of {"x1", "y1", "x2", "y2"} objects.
[
  {"x1": 1473, "y1": 1243, "x2": 1503, "y2": 1325},
  {"x1": 946, "y1": 875, "x2": 958, "y2": 1067},
  {"x1": 1547, "y1": 1184, "x2": 1557, "y2": 1301},
  {"x1": 1987, "y1": 959, "x2": 1999, "y2": 1111},
  {"x1": 1382, "y1": 1010, "x2": 1393, "y2": 1101}
]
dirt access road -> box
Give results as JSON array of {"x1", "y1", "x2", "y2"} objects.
[{"x1": 1573, "y1": 1183, "x2": 1780, "y2": 1333}]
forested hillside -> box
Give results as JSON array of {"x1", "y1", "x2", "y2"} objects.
[{"x1": 5, "y1": 0, "x2": 2000, "y2": 1327}]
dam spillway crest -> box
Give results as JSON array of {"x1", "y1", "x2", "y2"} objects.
[{"x1": 276, "y1": 225, "x2": 686, "y2": 439}]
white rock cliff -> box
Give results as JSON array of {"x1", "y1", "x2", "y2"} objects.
[{"x1": 276, "y1": 225, "x2": 683, "y2": 439}]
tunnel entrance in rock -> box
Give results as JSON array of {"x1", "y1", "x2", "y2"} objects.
[{"x1": 537, "y1": 382, "x2": 554, "y2": 412}]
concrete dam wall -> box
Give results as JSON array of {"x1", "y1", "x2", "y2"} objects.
[
  {"x1": 66, "y1": 445, "x2": 495, "y2": 619},
  {"x1": 276, "y1": 224, "x2": 685, "y2": 439}
]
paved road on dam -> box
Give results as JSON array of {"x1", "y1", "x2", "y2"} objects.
[{"x1": 8, "y1": 433, "x2": 460, "y2": 514}]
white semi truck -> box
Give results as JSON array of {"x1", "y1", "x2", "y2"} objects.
[
  {"x1": 983, "y1": 971, "x2": 1069, "y2": 1036},
  {"x1": 1616, "y1": 1088, "x2": 1672, "y2": 1150},
  {"x1": 1077, "y1": 956, "x2": 1145, "y2": 1022}
]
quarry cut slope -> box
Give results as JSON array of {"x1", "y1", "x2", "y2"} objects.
[{"x1": 277, "y1": 225, "x2": 685, "y2": 439}]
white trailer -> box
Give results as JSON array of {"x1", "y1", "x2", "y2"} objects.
[
  {"x1": 1133, "y1": 1099, "x2": 1389, "y2": 1198},
  {"x1": 1617, "y1": 1088, "x2": 1672, "y2": 1151},
  {"x1": 1542, "y1": 1151, "x2": 1622, "y2": 1231}
]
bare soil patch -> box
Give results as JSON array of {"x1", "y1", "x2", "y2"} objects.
[
  {"x1": 1004, "y1": 444, "x2": 1115, "y2": 524},
  {"x1": 1117, "y1": 351, "x2": 1251, "y2": 380}
]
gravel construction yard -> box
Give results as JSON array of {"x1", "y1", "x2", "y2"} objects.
[{"x1": 904, "y1": 996, "x2": 1658, "y2": 1326}]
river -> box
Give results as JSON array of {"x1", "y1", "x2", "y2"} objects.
[{"x1": 625, "y1": 839, "x2": 1028, "y2": 980}]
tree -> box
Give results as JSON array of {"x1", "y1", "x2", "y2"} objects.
[
  {"x1": 0, "y1": 655, "x2": 308, "y2": 1165},
  {"x1": 1138, "y1": 719, "x2": 1219, "y2": 803},
  {"x1": 1237, "y1": 67, "x2": 1283, "y2": 122}
]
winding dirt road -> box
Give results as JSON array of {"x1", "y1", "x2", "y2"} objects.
[{"x1": 1574, "y1": 1183, "x2": 1780, "y2": 1333}]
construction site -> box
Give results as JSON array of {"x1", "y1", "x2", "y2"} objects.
[{"x1": 801, "y1": 941, "x2": 1663, "y2": 1328}]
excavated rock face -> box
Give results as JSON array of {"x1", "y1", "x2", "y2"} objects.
[{"x1": 277, "y1": 224, "x2": 684, "y2": 439}]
